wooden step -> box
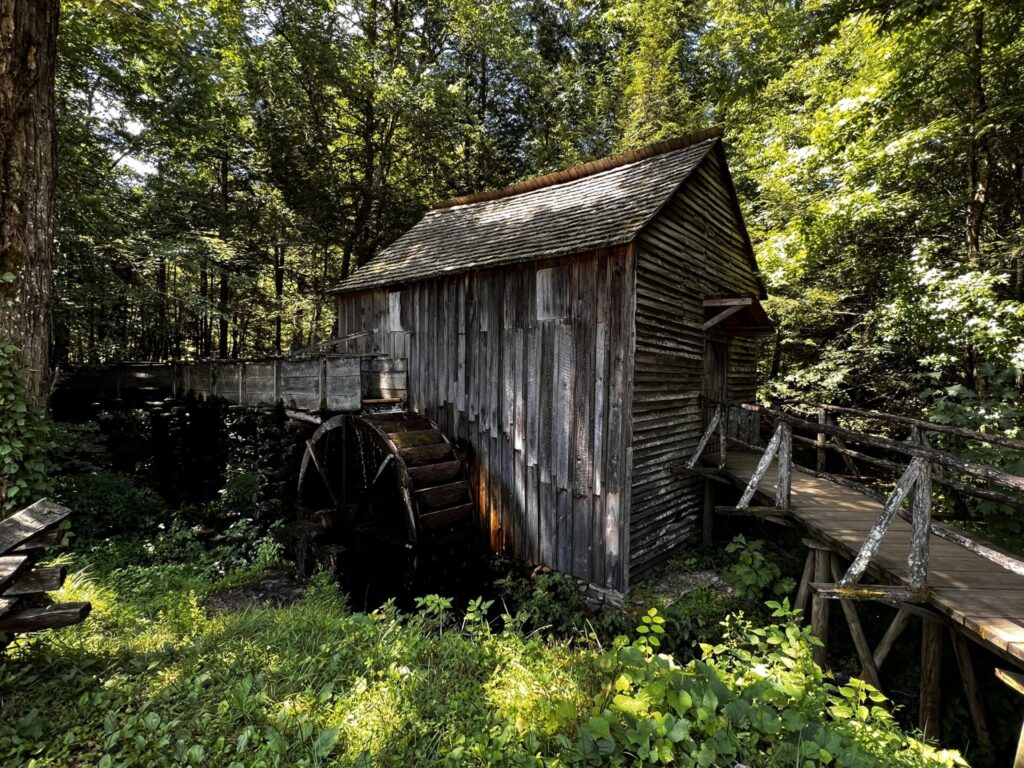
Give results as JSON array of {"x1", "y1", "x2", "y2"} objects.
[
  {"x1": 11, "y1": 527, "x2": 66, "y2": 555},
  {"x1": 0, "y1": 602, "x2": 92, "y2": 633},
  {"x1": 419, "y1": 503, "x2": 474, "y2": 530},
  {"x1": 0, "y1": 499, "x2": 70, "y2": 554},
  {"x1": 400, "y1": 444, "x2": 453, "y2": 466},
  {"x1": 0, "y1": 555, "x2": 30, "y2": 592},
  {"x1": 389, "y1": 429, "x2": 443, "y2": 449},
  {"x1": 416, "y1": 481, "x2": 468, "y2": 509},
  {"x1": 408, "y1": 460, "x2": 462, "y2": 488},
  {"x1": 0, "y1": 597, "x2": 18, "y2": 618},
  {"x1": 2, "y1": 566, "x2": 67, "y2": 597}
]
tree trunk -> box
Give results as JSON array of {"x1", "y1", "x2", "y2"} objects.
[
  {"x1": 0, "y1": 0, "x2": 59, "y2": 407},
  {"x1": 965, "y1": 7, "x2": 989, "y2": 265},
  {"x1": 217, "y1": 154, "x2": 229, "y2": 359}
]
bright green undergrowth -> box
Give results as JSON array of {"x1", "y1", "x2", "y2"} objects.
[{"x1": 0, "y1": 532, "x2": 966, "y2": 768}]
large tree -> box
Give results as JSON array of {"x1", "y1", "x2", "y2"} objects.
[{"x1": 0, "y1": 0, "x2": 59, "y2": 405}]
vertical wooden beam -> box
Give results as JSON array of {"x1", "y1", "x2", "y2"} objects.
[
  {"x1": 794, "y1": 548, "x2": 815, "y2": 614},
  {"x1": 318, "y1": 357, "x2": 327, "y2": 411},
  {"x1": 702, "y1": 478, "x2": 714, "y2": 547},
  {"x1": 817, "y1": 406, "x2": 827, "y2": 472},
  {"x1": 949, "y1": 629, "x2": 991, "y2": 749},
  {"x1": 718, "y1": 405, "x2": 727, "y2": 470},
  {"x1": 873, "y1": 607, "x2": 912, "y2": 671},
  {"x1": 829, "y1": 554, "x2": 882, "y2": 690},
  {"x1": 272, "y1": 359, "x2": 281, "y2": 404},
  {"x1": 919, "y1": 617, "x2": 944, "y2": 740},
  {"x1": 811, "y1": 542, "x2": 831, "y2": 668},
  {"x1": 830, "y1": 411, "x2": 859, "y2": 476}
]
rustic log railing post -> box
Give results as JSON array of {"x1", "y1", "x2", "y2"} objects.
[
  {"x1": 817, "y1": 406, "x2": 827, "y2": 472},
  {"x1": 825, "y1": 408, "x2": 859, "y2": 476},
  {"x1": 686, "y1": 403, "x2": 722, "y2": 470},
  {"x1": 736, "y1": 421, "x2": 786, "y2": 510},
  {"x1": 840, "y1": 457, "x2": 925, "y2": 586},
  {"x1": 908, "y1": 460, "x2": 932, "y2": 589},
  {"x1": 775, "y1": 420, "x2": 792, "y2": 512}
]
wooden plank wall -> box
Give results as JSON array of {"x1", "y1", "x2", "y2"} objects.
[
  {"x1": 629, "y1": 149, "x2": 763, "y2": 582},
  {"x1": 335, "y1": 248, "x2": 636, "y2": 590}
]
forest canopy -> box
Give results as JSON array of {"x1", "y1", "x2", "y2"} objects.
[{"x1": 56, "y1": 0, "x2": 1023, "y2": 423}]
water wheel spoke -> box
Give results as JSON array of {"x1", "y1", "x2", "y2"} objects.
[{"x1": 296, "y1": 409, "x2": 477, "y2": 596}]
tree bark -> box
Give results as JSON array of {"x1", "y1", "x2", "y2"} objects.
[
  {"x1": 0, "y1": 0, "x2": 59, "y2": 406},
  {"x1": 965, "y1": 6, "x2": 989, "y2": 265},
  {"x1": 217, "y1": 154, "x2": 229, "y2": 359}
]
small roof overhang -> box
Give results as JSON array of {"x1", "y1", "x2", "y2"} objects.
[{"x1": 702, "y1": 293, "x2": 774, "y2": 335}]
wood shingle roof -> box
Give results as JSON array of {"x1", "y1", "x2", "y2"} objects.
[{"x1": 333, "y1": 131, "x2": 721, "y2": 293}]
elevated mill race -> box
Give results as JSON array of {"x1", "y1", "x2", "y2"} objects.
[{"x1": 52, "y1": 357, "x2": 480, "y2": 603}]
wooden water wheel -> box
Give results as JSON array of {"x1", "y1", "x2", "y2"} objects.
[{"x1": 295, "y1": 411, "x2": 476, "y2": 594}]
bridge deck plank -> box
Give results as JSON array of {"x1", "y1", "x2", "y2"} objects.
[{"x1": 717, "y1": 450, "x2": 1024, "y2": 668}]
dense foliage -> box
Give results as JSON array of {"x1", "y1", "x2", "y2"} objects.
[
  {"x1": 55, "y1": 0, "x2": 1023, "y2": 434},
  {"x1": 0, "y1": 343, "x2": 51, "y2": 513},
  {"x1": 0, "y1": 523, "x2": 964, "y2": 767}
]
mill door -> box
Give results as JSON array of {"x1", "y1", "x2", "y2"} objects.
[{"x1": 702, "y1": 338, "x2": 728, "y2": 426}]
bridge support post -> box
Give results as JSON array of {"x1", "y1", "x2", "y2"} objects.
[
  {"x1": 949, "y1": 627, "x2": 991, "y2": 749},
  {"x1": 809, "y1": 541, "x2": 831, "y2": 668},
  {"x1": 920, "y1": 616, "x2": 944, "y2": 740}
]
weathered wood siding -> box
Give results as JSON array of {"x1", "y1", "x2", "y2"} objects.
[
  {"x1": 629, "y1": 149, "x2": 762, "y2": 581},
  {"x1": 181, "y1": 359, "x2": 361, "y2": 410},
  {"x1": 336, "y1": 248, "x2": 636, "y2": 590}
]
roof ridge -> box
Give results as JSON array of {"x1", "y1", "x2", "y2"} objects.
[{"x1": 431, "y1": 127, "x2": 723, "y2": 211}]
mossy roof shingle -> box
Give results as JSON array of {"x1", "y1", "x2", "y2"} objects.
[{"x1": 333, "y1": 134, "x2": 720, "y2": 293}]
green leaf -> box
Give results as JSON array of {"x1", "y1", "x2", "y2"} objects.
[{"x1": 314, "y1": 727, "x2": 340, "y2": 757}]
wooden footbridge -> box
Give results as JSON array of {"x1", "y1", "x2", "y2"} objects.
[{"x1": 688, "y1": 401, "x2": 1024, "y2": 751}]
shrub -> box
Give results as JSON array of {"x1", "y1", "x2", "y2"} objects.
[
  {"x1": 49, "y1": 422, "x2": 112, "y2": 476},
  {"x1": 0, "y1": 341, "x2": 51, "y2": 513},
  {"x1": 494, "y1": 566, "x2": 629, "y2": 639},
  {"x1": 55, "y1": 469, "x2": 167, "y2": 536},
  {"x1": 723, "y1": 534, "x2": 796, "y2": 600},
  {"x1": 0, "y1": 520, "x2": 966, "y2": 768},
  {"x1": 657, "y1": 586, "x2": 750, "y2": 658},
  {"x1": 562, "y1": 603, "x2": 966, "y2": 768}
]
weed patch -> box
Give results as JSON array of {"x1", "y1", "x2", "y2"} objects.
[{"x1": 0, "y1": 526, "x2": 966, "y2": 768}]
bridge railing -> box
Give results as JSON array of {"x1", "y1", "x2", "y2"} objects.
[{"x1": 687, "y1": 399, "x2": 1024, "y2": 590}]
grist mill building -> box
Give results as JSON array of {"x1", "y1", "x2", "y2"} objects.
[{"x1": 332, "y1": 128, "x2": 773, "y2": 593}]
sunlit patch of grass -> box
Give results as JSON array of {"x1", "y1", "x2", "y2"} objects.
[
  {"x1": 333, "y1": 672, "x2": 409, "y2": 760},
  {"x1": 484, "y1": 642, "x2": 594, "y2": 735},
  {"x1": 0, "y1": 529, "x2": 967, "y2": 767}
]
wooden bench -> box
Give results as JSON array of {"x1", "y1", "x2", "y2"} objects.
[{"x1": 0, "y1": 499, "x2": 91, "y2": 636}]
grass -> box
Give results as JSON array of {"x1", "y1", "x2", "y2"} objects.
[
  {"x1": 0, "y1": 525, "x2": 970, "y2": 768},
  {"x1": 0, "y1": 532, "x2": 601, "y2": 767}
]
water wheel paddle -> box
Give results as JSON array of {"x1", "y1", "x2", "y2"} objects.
[{"x1": 295, "y1": 411, "x2": 476, "y2": 595}]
